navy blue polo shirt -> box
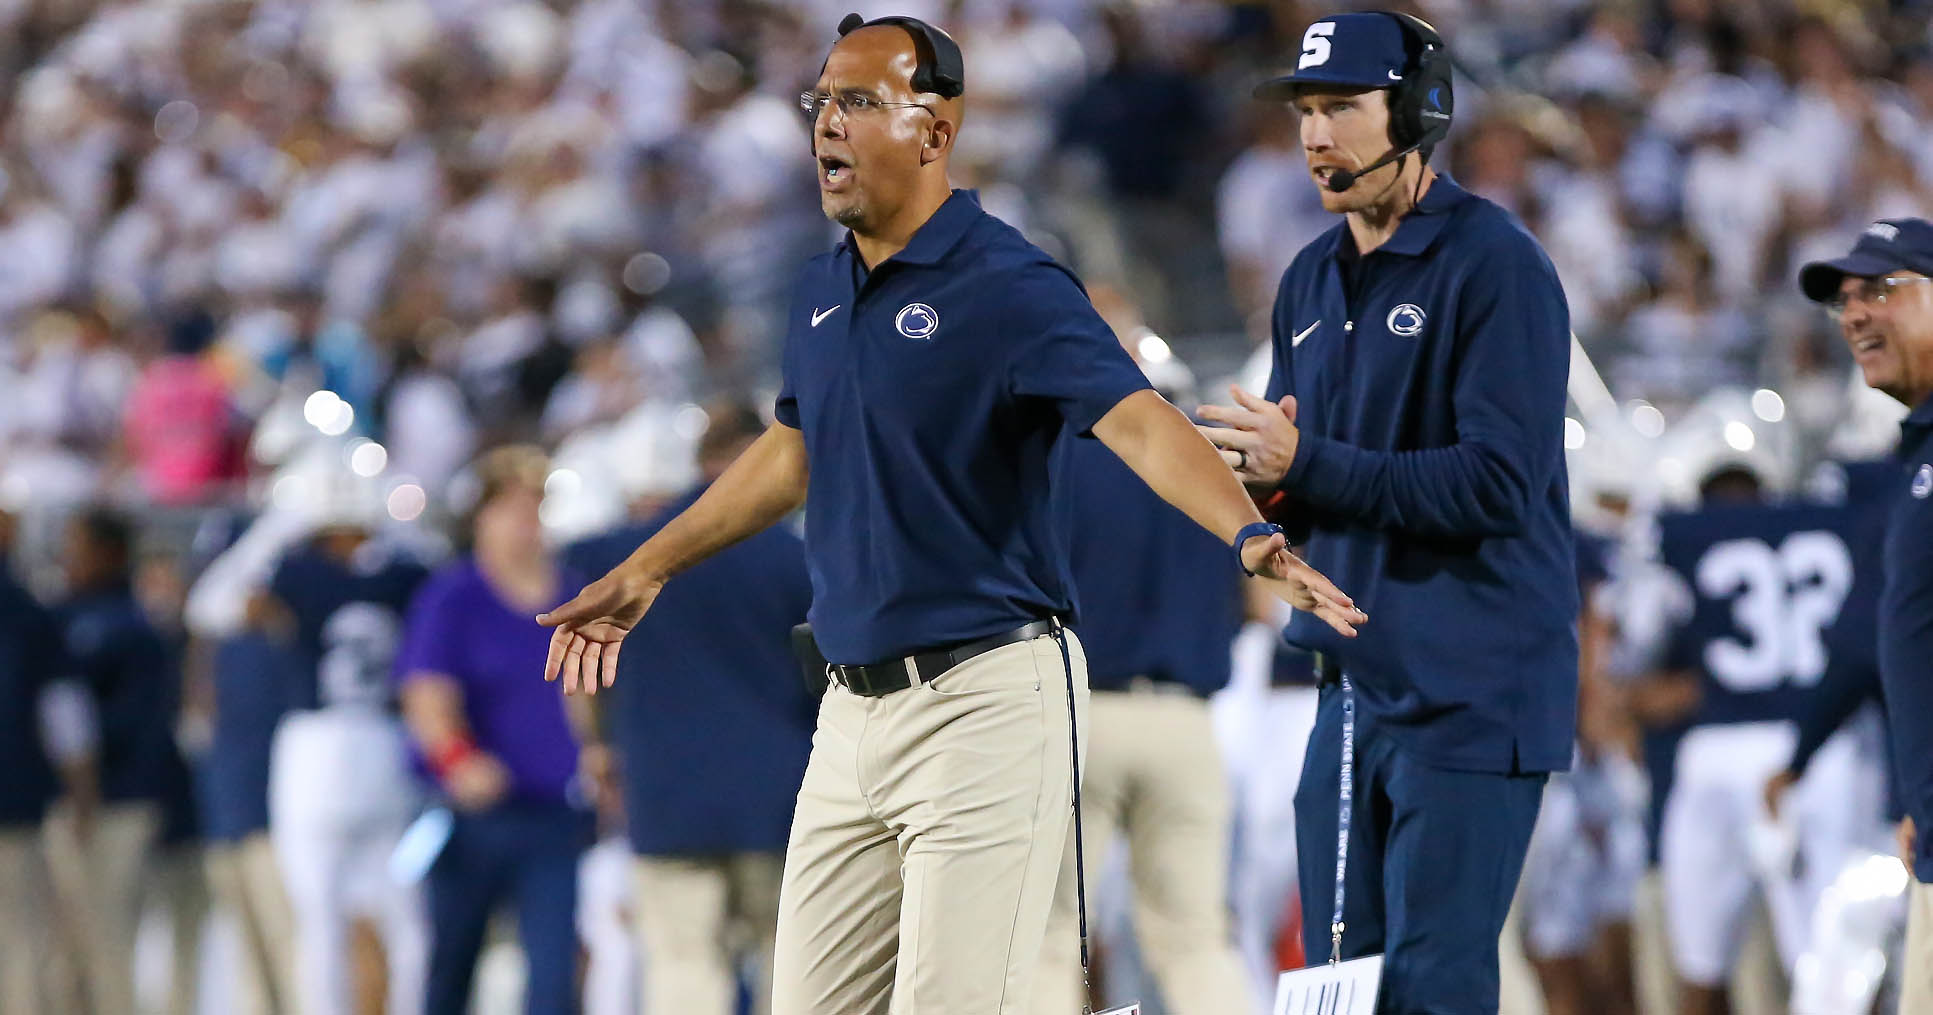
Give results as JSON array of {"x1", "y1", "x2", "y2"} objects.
[
  {"x1": 1263, "y1": 173, "x2": 1578, "y2": 774},
  {"x1": 566, "y1": 485, "x2": 815, "y2": 856},
  {"x1": 1878, "y1": 394, "x2": 1933, "y2": 882},
  {"x1": 1053, "y1": 431, "x2": 1242, "y2": 696},
  {"x1": 774, "y1": 189, "x2": 1152, "y2": 665},
  {"x1": 198, "y1": 632, "x2": 299, "y2": 841},
  {"x1": 0, "y1": 569, "x2": 67, "y2": 827},
  {"x1": 58, "y1": 586, "x2": 184, "y2": 804}
]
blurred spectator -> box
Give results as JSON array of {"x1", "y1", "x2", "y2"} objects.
[
  {"x1": 198, "y1": 624, "x2": 303, "y2": 1015},
  {"x1": 0, "y1": 502, "x2": 99, "y2": 1015},
  {"x1": 123, "y1": 309, "x2": 248, "y2": 506},
  {"x1": 1678, "y1": 75, "x2": 1783, "y2": 306},
  {"x1": 1610, "y1": 231, "x2": 1758, "y2": 409},
  {"x1": 46, "y1": 507, "x2": 191, "y2": 1015},
  {"x1": 1217, "y1": 104, "x2": 1329, "y2": 334},
  {"x1": 397, "y1": 445, "x2": 595, "y2": 1015},
  {"x1": 564, "y1": 403, "x2": 813, "y2": 1015},
  {"x1": 1056, "y1": 3, "x2": 1216, "y2": 333}
]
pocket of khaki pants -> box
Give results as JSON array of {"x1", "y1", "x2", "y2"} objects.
[{"x1": 921, "y1": 640, "x2": 1047, "y2": 697}]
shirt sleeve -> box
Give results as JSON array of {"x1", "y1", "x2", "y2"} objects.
[
  {"x1": 774, "y1": 344, "x2": 801, "y2": 429},
  {"x1": 1004, "y1": 264, "x2": 1152, "y2": 436},
  {"x1": 1280, "y1": 227, "x2": 1570, "y2": 538},
  {"x1": 1790, "y1": 539, "x2": 1884, "y2": 773},
  {"x1": 394, "y1": 569, "x2": 464, "y2": 684},
  {"x1": 774, "y1": 271, "x2": 810, "y2": 429}
]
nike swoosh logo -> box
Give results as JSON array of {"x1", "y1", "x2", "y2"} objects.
[
  {"x1": 1291, "y1": 320, "x2": 1320, "y2": 347},
  {"x1": 1387, "y1": 70, "x2": 1403, "y2": 81},
  {"x1": 811, "y1": 305, "x2": 840, "y2": 327}
]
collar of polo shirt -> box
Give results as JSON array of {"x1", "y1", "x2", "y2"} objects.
[
  {"x1": 1331, "y1": 173, "x2": 1471, "y2": 261},
  {"x1": 843, "y1": 189, "x2": 982, "y2": 270}
]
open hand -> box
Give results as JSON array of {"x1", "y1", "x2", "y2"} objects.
[
  {"x1": 538, "y1": 569, "x2": 664, "y2": 696},
  {"x1": 1241, "y1": 529, "x2": 1367, "y2": 638},
  {"x1": 446, "y1": 752, "x2": 511, "y2": 811},
  {"x1": 1198, "y1": 386, "x2": 1301, "y2": 486}
]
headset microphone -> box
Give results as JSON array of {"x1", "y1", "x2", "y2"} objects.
[{"x1": 1325, "y1": 135, "x2": 1428, "y2": 193}]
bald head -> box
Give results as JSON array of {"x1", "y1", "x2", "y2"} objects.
[
  {"x1": 826, "y1": 25, "x2": 965, "y2": 125},
  {"x1": 811, "y1": 22, "x2": 963, "y2": 244}
]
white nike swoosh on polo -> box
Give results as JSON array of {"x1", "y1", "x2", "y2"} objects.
[
  {"x1": 1291, "y1": 320, "x2": 1321, "y2": 347},
  {"x1": 1387, "y1": 70, "x2": 1403, "y2": 81},
  {"x1": 811, "y1": 305, "x2": 841, "y2": 327}
]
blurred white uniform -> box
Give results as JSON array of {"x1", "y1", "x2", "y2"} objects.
[
  {"x1": 268, "y1": 603, "x2": 429, "y2": 1015},
  {"x1": 1518, "y1": 748, "x2": 1647, "y2": 960}
]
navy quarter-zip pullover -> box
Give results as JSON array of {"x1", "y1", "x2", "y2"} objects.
[{"x1": 1264, "y1": 173, "x2": 1578, "y2": 773}]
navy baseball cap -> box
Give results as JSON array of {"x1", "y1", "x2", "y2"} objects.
[
  {"x1": 1800, "y1": 218, "x2": 1933, "y2": 302},
  {"x1": 1254, "y1": 12, "x2": 1415, "y2": 99}
]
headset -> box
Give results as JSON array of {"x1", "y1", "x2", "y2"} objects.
[
  {"x1": 836, "y1": 13, "x2": 965, "y2": 99},
  {"x1": 1324, "y1": 12, "x2": 1455, "y2": 193}
]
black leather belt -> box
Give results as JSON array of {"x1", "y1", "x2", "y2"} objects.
[
  {"x1": 1312, "y1": 651, "x2": 1343, "y2": 689},
  {"x1": 831, "y1": 619, "x2": 1060, "y2": 697}
]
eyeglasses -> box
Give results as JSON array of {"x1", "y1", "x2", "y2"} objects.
[
  {"x1": 799, "y1": 90, "x2": 935, "y2": 122},
  {"x1": 1825, "y1": 275, "x2": 1933, "y2": 320}
]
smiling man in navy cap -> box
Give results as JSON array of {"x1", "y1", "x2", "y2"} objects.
[
  {"x1": 1800, "y1": 218, "x2": 1933, "y2": 1011},
  {"x1": 1197, "y1": 12, "x2": 1577, "y2": 1013},
  {"x1": 539, "y1": 12, "x2": 1365, "y2": 1015}
]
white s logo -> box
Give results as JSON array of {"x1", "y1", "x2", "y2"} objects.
[{"x1": 1298, "y1": 22, "x2": 1335, "y2": 70}]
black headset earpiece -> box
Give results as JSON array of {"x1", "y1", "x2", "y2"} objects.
[{"x1": 1383, "y1": 12, "x2": 1453, "y2": 157}]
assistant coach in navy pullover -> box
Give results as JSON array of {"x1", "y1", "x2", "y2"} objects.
[
  {"x1": 1199, "y1": 12, "x2": 1575, "y2": 1013},
  {"x1": 1799, "y1": 216, "x2": 1933, "y2": 1010}
]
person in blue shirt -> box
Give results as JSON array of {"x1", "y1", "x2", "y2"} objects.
[
  {"x1": 199, "y1": 626, "x2": 302, "y2": 1014},
  {"x1": 1797, "y1": 216, "x2": 1933, "y2": 1011},
  {"x1": 0, "y1": 507, "x2": 98, "y2": 1015},
  {"x1": 1195, "y1": 13, "x2": 1576, "y2": 1012},
  {"x1": 1031, "y1": 352, "x2": 1251, "y2": 1015},
  {"x1": 399, "y1": 445, "x2": 598, "y2": 1015},
  {"x1": 539, "y1": 15, "x2": 1364, "y2": 1015},
  {"x1": 565, "y1": 403, "x2": 814, "y2": 1015},
  {"x1": 47, "y1": 507, "x2": 195, "y2": 1015}
]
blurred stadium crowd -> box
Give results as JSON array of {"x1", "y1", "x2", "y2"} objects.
[{"x1": 2, "y1": 0, "x2": 1933, "y2": 1012}]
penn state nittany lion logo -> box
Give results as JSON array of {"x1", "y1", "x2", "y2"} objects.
[
  {"x1": 1386, "y1": 304, "x2": 1426, "y2": 337},
  {"x1": 896, "y1": 303, "x2": 939, "y2": 340},
  {"x1": 1913, "y1": 463, "x2": 1932, "y2": 500}
]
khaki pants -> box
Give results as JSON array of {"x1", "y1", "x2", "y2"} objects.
[
  {"x1": 1903, "y1": 877, "x2": 1933, "y2": 1015},
  {"x1": 635, "y1": 852, "x2": 784, "y2": 1015},
  {"x1": 771, "y1": 632, "x2": 1088, "y2": 1015},
  {"x1": 206, "y1": 834, "x2": 299, "y2": 1015},
  {"x1": 1029, "y1": 689, "x2": 1248, "y2": 1015},
  {"x1": 0, "y1": 824, "x2": 56, "y2": 1014},
  {"x1": 153, "y1": 844, "x2": 210, "y2": 1015},
  {"x1": 44, "y1": 799, "x2": 160, "y2": 1015}
]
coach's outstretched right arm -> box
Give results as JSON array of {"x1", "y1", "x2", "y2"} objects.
[{"x1": 539, "y1": 421, "x2": 810, "y2": 695}]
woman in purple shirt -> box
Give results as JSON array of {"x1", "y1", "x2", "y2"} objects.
[{"x1": 396, "y1": 446, "x2": 598, "y2": 1015}]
